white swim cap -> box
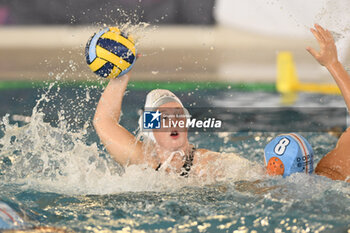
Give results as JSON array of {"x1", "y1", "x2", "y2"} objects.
[
  {"x1": 138, "y1": 89, "x2": 188, "y2": 142},
  {"x1": 145, "y1": 89, "x2": 184, "y2": 109}
]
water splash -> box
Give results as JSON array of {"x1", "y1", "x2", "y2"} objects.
[
  {"x1": 0, "y1": 88, "x2": 349, "y2": 232},
  {"x1": 0, "y1": 19, "x2": 170, "y2": 195},
  {"x1": 0, "y1": 85, "x2": 266, "y2": 196},
  {"x1": 0, "y1": 106, "x2": 264, "y2": 195}
]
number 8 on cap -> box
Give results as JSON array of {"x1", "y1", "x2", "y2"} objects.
[{"x1": 264, "y1": 133, "x2": 314, "y2": 177}]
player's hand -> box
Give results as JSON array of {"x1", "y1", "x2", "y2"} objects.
[
  {"x1": 306, "y1": 24, "x2": 339, "y2": 67},
  {"x1": 112, "y1": 53, "x2": 141, "y2": 82}
]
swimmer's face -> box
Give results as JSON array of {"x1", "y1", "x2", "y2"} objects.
[{"x1": 153, "y1": 101, "x2": 189, "y2": 151}]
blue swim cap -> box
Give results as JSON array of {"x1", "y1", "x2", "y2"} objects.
[
  {"x1": 0, "y1": 201, "x2": 25, "y2": 229},
  {"x1": 264, "y1": 133, "x2": 314, "y2": 177}
]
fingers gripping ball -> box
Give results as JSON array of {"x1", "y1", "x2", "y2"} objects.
[
  {"x1": 264, "y1": 133, "x2": 314, "y2": 177},
  {"x1": 85, "y1": 27, "x2": 136, "y2": 79}
]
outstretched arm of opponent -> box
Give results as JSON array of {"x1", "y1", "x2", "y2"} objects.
[
  {"x1": 307, "y1": 24, "x2": 350, "y2": 112},
  {"x1": 93, "y1": 74, "x2": 144, "y2": 166},
  {"x1": 307, "y1": 24, "x2": 350, "y2": 182}
]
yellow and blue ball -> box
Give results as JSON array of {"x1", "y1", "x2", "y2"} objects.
[{"x1": 85, "y1": 27, "x2": 136, "y2": 79}]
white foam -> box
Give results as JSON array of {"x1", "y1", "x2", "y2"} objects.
[{"x1": 0, "y1": 104, "x2": 265, "y2": 195}]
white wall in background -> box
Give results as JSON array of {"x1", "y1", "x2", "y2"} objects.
[
  {"x1": 215, "y1": 0, "x2": 326, "y2": 37},
  {"x1": 215, "y1": 0, "x2": 350, "y2": 62}
]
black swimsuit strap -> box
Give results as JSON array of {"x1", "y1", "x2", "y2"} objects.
[
  {"x1": 155, "y1": 163, "x2": 162, "y2": 171},
  {"x1": 180, "y1": 145, "x2": 196, "y2": 177},
  {"x1": 155, "y1": 145, "x2": 196, "y2": 177}
]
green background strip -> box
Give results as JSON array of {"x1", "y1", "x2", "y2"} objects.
[{"x1": 0, "y1": 80, "x2": 276, "y2": 92}]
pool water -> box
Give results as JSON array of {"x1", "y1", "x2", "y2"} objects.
[{"x1": 0, "y1": 84, "x2": 349, "y2": 232}]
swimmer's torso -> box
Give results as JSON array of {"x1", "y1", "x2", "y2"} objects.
[
  {"x1": 148, "y1": 146, "x2": 215, "y2": 177},
  {"x1": 155, "y1": 145, "x2": 196, "y2": 177}
]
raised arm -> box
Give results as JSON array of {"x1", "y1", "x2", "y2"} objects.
[
  {"x1": 307, "y1": 24, "x2": 350, "y2": 112},
  {"x1": 307, "y1": 24, "x2": 350, "y2": 182},
  {"x1": 93, "y1": 74, "x2": 144, "y2": 166}
]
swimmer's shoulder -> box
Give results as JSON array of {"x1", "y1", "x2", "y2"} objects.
[
  {"x1": 315, "y1": 152, "x2": 350, "y2": 182},
  {"x1": 191, "y1": 148, "x2": 217, "y2": 177},
  {"x1": 193, "y1": 148, "x2": 222, "y2": 166},
  {"x1": 315, "y1": 128, "x2": 350, "y2": 182},
  {"x1": 194, "y1": 148, "x2": 243, "y2": 161},
  {"x1": 195, "y1": 148, "x2": 218, "y2": 157},
  {"x1": 195, "y1": 148, "x2": 214, "y2": 155}
]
